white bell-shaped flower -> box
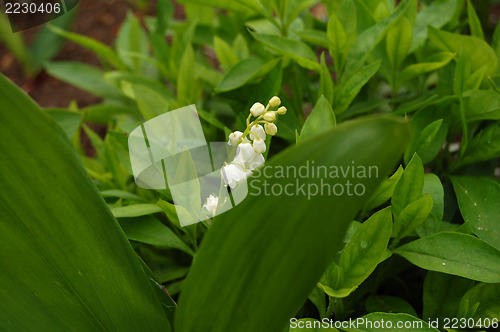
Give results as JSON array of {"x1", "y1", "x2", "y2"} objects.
[
  {"x1": 233, "y1": 142, "x2": 265, "y2": 171},
  {"x1": 203, "y1": 194, "x2": 218, "y2": 216},
  {"x1": 228, "y1": 131, "x2": 243, "y2": 146},
  {"x1": 221, "y1": 163, "x2": 246, "y2": 189},
  {"x1": 253, "y1": 138, "x2": 266, "y2": 154},
  {"x1": 249, "y1": 124, "x2": 266, "y2": 141}
]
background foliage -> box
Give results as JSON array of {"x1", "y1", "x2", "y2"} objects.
[{"x1": 1, "y1": 0, "x2": 500, "y2": 331}]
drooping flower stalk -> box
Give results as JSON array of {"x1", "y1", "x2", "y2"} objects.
[{"x1": 202, "y1": 96, "x2": 287, "y2": 217}]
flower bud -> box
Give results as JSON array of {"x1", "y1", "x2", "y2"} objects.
[
  {"x1": 264, "y1": 123, "x2": 278, "y2": 136},
  {"x1": 250, "y1": 102, "x2": 265, "y2": 117},
  {"x1": 253, "y1": 138, "x2": 266, "y2": 154},
  {"x1": 203, "y1": 194, "x2": 219, "y2": 216},
  {"x1": 249, "y1": 124, "x2": 266, "y2": 141},
  {"x1": 263, "y1": 111, "x2": 276, "y2": 122},
  {"x1": 228, "y1": 131, "x2": 243, "y2": 146},
  {"x1": 277, "y1": 106, "x2": 287, "y2": 115},
  {"x1": 269, "y1": 96, "x2": 281, "y2": 107}
]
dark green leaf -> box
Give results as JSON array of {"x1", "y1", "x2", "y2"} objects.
[
  {"x1": 458, "y1": 283, "x2": 500, "y2": 319},
  {"x1": 333, "y1": 60, "x2": 381, "y2": 114},
  {"x1": 111, "y1": 204, "x2": 163, "y2": 218},
  {"x1": 451, "y1": 176, "x2": 500, "y2": 251},
  {"x1": 45, "y1": 108, "x2": 82, "y2": 139},
  {"x1": 459, "y1": 123, "x2": 500, "y2": 167},
  {"x1": 48, "y1": 24, "x2": 126, "y2": 70},
  {"x1": 118, "y1": 216, "x2": 194, "y2": 255},
  {"x1": 249, "y1": 31, "x2": 321, "y2": 71},
  {"x1": 217, "y1": 58, "x2": 280, "y2": 92},
  {"x1": 363, "y1": 166, "x2": 403, "y2": 213},
  {"x1": 0, "y1": 73, "x2": 170, "y2": 330},
  {"x1": 342, "y1": 0, "x2": 412, "y2": 80},
  {"x1": 175, "y1": 117, "x2": 410, "y2": 332},
  {"x1": 45, "y1": 61, "x2": 124, "y2": 99},
  {"x1": 366, "y1": 295, "x2": 417, "y2": 316},
  {"x1": 392, "y1": 153, "x2": 424, "y2": 217},
  {"x1": 395, "y1": 232, "x2": 500, "y2": 283},
  {"x1": 416, "y1": 174, "x2": 444, "y2": 238},
  {"x1": 394, "y1": 193, "x2": 433, "y2": 240},
  {"x1": 467, "y1": 0, "x2": 484, "y2": 40},
  {"x1": 423, "y1": 271, "x2": 474, "y2": 321},
  {"x1": 429, "y1": 26, "x2": 497, "y2": 76},
  {"x1": 300, "y1": 95, "x2": 336, "y2": 140},
  {"x1": 338, "y1": 207, "x2": 393, "y2": 291}
]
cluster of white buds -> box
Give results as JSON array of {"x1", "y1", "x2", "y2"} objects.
[
  {"x1": 203, "y1": 97, "x2": 287, "y2": 217},
  {"x1": 221, "y1": 96, "x2": 287, "y2": 190}
]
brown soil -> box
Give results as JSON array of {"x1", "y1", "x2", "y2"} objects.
[{"x1": 0, "y1": 0, "x2": 131, "y2": 108}]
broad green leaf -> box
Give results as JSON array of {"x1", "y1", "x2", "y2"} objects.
[
  {"x1": 177, "y1": 44, "x2": 196, "y2": 103},
  {"x1": 423, "y1": 271, "x2": 474, "y2": 321},
  {"x1": 416, "y1": 174, "x2": 444, "y2": 238},
  {"x1": 394, "y1": 193, "x2": 433, "y2": 240},
  {"x1": 399, "y1": 52, "x2": 455, "y2": 86},
  {"x1": 459, "y1": 123, "x2": 500, "y2": 167},
  {"x1": 453, "y1": 48, "x2": 471, "y2": 96},
  {"x1": 155, "y1": 0, "x2": 173, "y2": 35},
  {"x1": 458, "y1": 283, "x2": 500, "y2": 319},
  {"x1": 451, "y1": 176, "x2": 500, "y2": 251},
  {"x1": 289, "y1": 318, "x2": 338, "y2": 331},
  {"x1": 410, "y1": 0, "x2": 458, "y2": 52},
  {"x1": 342, "y1": 0, "x2": 412, "y2": 81},
  {"x1": 395, "y1": 232, "x2": 500, "y2": 283},
  {"x1": 175, "y1": 117, "x2": 410, "y2": 332},
  {"x1": 214, "y1": 36, "x2": 239, "y2": 70},
  {"x1": 392, "y1": 153, "x2": 424, "y2": 217},
  {"x1": 344, "y1": 313, "x2": 438, "y2": 332},
  {"x1": 101, "y1": 189, "x2": 147, "y2": 202},
  {"x1": 365, "y1": 295, "x2": 417, "y2": 316},
  {"x1": 467, "y1": 0, "x2": 484, "y2": 40},
  {"x1": 308, "y1": 285, "x2": 327, "y2": 319},
  {"x1": 318, "y1": 261, "x2": 354, "y2": 298},
  {"x1": 118, "y1": 216, "x2": 194, "y2": 255},
  {"x1": 386, "y1": 16, "x2": 413, "y2": 70},
  {"x1": 429, "y1": 26, "x2": 498, "y2": 76},
  {"x1": 45, "y1": 62, "x2": 123, "y2": 99},
  {"x1": 404, "y1": 118, "x2": 447, "y2": 165},
  {"x1": 465, "y1": 65, "x2": 487, "y2": 91},
  {"x1": 333, "y1": 60, "x2": 381, "y2": 114},
  {"x1": 319, "y1": 53, "x2": 334, "y2": 105},
  {"x1": 48, "y1": 24, "x2": 126, "y2": 70},
  {"x1": 463, "y1": 90, "x2": 500, "y2": 122},
  {"x1": 45, "y1": 108, "x2": 82, "y2": 139},
  {"x1": 296, "y1": 29, "x2": 329, "y2": 48},
  {"x1": 286, "y1": 0, "x2": 319, "y2": 27},
  {"x1": 363, "y1": 166, "x2": 403, "y2": 213},
  {"x1": 249, "y1": 31, "x2": 321, "y2": 71},
  {"x1": 0, "y1": 74, "x2": 170, "y2": 330},
  {"x1": 116, "y1": 12, "x2": 149, "y2": 73},
  {"x1": 111, "y1": 204, "x2": 163, "y2": 218},
  {"x1": 300, "y1": 95, "x2": 336, "y2": 140},
  {"x1": 216, "y1": 58, "x2": 281, "y2": 92},
  {"x1": 133, "y1": 84, "x2": 170, "y2": 120},
  {"x1": 327, "y1": 12, "x2": 347, "y2": 75},
  {"x1": 233, "y1": 34, "x2": 249, "y2": 60},
  {"x1": 337, "y1": 207, "x2": 393, "y2": 291}
]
